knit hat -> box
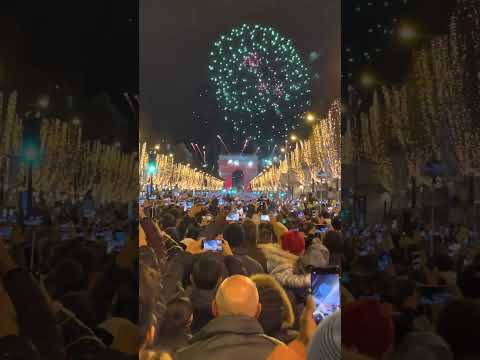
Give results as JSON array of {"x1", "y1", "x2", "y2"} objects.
[
  {"x1": 307, "y1": 310, "x2": 341, "y2": 360},
  {"x1": 300, "y1": 240, "x2": 330, "y2": 269},
  {"x1": 342, "y1": 299, "x2": 394, "y2": 359},
  {"x1": 281, "y1": 230, "x2": 305, "y2": 256}
]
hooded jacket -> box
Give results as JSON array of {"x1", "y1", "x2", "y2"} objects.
[
  {"x1": 259, "y1": 244, "x2": 311, "y2": 289},
  {"x1": 250, "y1": 274, "x2": 298, "y2": 344},
  {"x1": 174, "y1": 315, "x2": 282, "y2": 360}
]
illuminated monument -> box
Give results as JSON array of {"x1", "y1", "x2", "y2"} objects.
[{"x1": 218, "y1": 154, "x2": 258, "y2": 192}]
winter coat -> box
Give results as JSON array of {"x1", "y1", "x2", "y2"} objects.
[
  {"x1": 174, "y1": 315, "x2": 282, "y2": 360},
  {"x1": 186, "y1": 285, "x2": 215, "y2": 334},
  {"x1": 231, "y1": 246, "x2": 265, "y2": 275},
  {"x1": 259, "y1": 243, "x2": 311, "y2": 289}
]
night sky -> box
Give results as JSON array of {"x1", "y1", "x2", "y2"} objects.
[
  {"x1": 140, "y1": 0, "x2": 341, "y2": 153},
  {"x1": 342, "y1": 0, "x2": 455, "y2": 99},
  {"x1": 0, "y1": 0, "x2": 138, "y2": 150}
]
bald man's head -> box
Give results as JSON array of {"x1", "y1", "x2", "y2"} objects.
[{"x1": 212, "y1": 275, "x2": 261, "y2": 319}]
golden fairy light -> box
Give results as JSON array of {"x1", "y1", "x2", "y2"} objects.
[
  {"x1": 251, "y1": 100, "x2": 341, "y2": 192},
  {"x1": 139, "y1": 143, "x2": 223, "y2": 191}
]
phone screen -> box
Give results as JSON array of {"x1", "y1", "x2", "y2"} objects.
[
  {"x1": 311, "y1": 268, "x2": 341, "y2": 324},
  {"x1": 418, "y1": 286, "x2": 452, "y2": 305},
  {"x1": 114, "y1": 231, "x2": 126, "y2": 245},
  {"x1": 378, "y1": 252, "x2": 390, "y2": 272},
  {"x1": 0, "y1": 226, "x2": 12, "y2": 240},
  {"x1": 260, "y1": 214, "x2": 270, "y2": 222},
  {"x1": 104, "y1": 231, "x2": 113, "y2": 242},
  {"x1": 186, "y1": 201, "x2": 193, "y2": 210},
  {"x1": 226, "y1": 213, "x2": 240, "y2": 222},
  {"x1": 203, "y1": 240, "x2": 223, "y2": 252}
]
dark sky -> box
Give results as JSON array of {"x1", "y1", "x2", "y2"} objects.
[
  {"x1": 0, "y1": 0, "x2": 138, "y2": 149},
  {"x1": 140, "y1": 0, "x2": 341, "y2": 151},
  {"x1": 342, "y1": 0, "x2": 456, "y2": 97}
]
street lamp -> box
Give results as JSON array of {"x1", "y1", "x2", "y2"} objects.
[
  {"x1": 290, "y1": 134, "x2": 298, "y2": 142},
  {"x1": 360, "y1": 73, "x2": 375, "y2": 88},
  {"x1": 306, "y1": 112, "x2": 316, "y2": 123},
  {"x1": 398, "y1": 23, "x2": 418, "y2": 42},
  {"x1": 37, "y1": 95, "x2": 50, "y2": 110},
  {"x1": 154, "y1": 144, "x2": 160, "y2": 150},
  {"x1": 72, "y1": 117, "x2": 81, "y2": 126}
]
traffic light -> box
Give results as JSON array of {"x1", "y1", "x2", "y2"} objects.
[
  {"x1": 20, "y1": 112, "x2": 42, "y2": 166},
  {"x1": 147, "y1": 151, "x2": 157, "y2": 176}
]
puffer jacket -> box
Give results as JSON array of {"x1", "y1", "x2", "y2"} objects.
[
  {"x1": 174, "y1": 315, "x2": 282, "y2": 360},
  {"x1": 259, "y1": 244, "x2": 310, "y2": 289}
]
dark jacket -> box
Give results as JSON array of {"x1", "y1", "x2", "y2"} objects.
[
  {"x1": 174, "y1": 315, "x2": 282, "y2": 360},
  {"x1": 247, "y1": 247, "x2": 269, "y2": 272},
  {"x1": 55, "y1": 305, "x2": 106, "y2": 360},
  {"x1": 186, "y1": 286, "x2": 216, "y2": 334},
  {"x1": 232, "y1": 247, "x2": 265, "y2": 276}
]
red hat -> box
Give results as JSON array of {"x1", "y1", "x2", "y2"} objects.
[
  {"x1": 342, "y1": 299, "x2": 394, "y2": 359},
  {"x1": 281, "y1": 230, "x2": 305, "y2": 256}
]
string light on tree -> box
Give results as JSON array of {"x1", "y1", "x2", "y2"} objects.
[{"x1": 209, "y1": 24, "x2": 312, "y2": 144}]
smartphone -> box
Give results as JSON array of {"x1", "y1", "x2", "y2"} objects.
[
  {"x1": 378, "y1": 252, "x2": 390, "y2": 272},
  {"x1": 104, "y1": 230, "x2": 113, "y2": 242},
  {"x1": 114, "y1": 231, "x2": 126, "y2": 245},
  {"x1": 311, "y1": 267, "x2": 341, "y2": 324},
  {"x1": 226, "y1": 213, "x2": 240, "y2": 222},
  {"x1": 418, "y1": 286, "x2": 452, "y2": 305},
  {"x1": 186, "y1": 201, "x2": 193, "y2": 210},
  {"x1": 0, "y1": 226, "x2": 12, "y2": 240},
  {"x1": 298, "y1": 211, "x2": 304, "y2": 218},
  {"x1": 260, "y1": 214, "x2": 270, "y2": 222},
  {"x1": 202, "y1": 239, "x2": 223, "y2": 252},
  {"x1": 139, "y1": 199, "x2": 145, "y2": 206}
]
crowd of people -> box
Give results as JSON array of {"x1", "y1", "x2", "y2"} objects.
[
  {"x1": 341, "y1": 216, "x2": 480, "y2": 360},
  {"x1": 1, "y1": 189, "x2": 478, "y2": 359},
  {"x1": 140, "y1": 192, "x2": 480, "y2": 360},
  {"x1": 0, "y1": 195, "x2": 139, "y2": 359}
]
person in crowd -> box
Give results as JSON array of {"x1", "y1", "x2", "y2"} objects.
[
  {"x1": 342, "y1": 299, "x2": 395, "y2": 360},
  {"x1": 175, "y1": 275, "x2": 282, "y2": 360},
  {"x1": 323, "y1": 217, "x2": 344, "y2": 267},
  {"x1": 223, "y1": 223, "x2": 264, "y2": 275},
  {"x1": 260, "y1": 229, "x2": 328, "y2": 290},
  {"x1": 187, "y1": 256, "x2": 224, "y2": 333},
  {"x1": 437, "y1": 299, "x2": 480, "y2": 360},
  {"x1": 0, "y1": 239, "x2": 65, "y2": 360},
  {"x1": 386, "y1": 278, "x2": 433, "y2": 344},
  {"x1": 250, "y1": 274, "x2": 297, "y2": 343},
  {"x1": 243, "y1": 219, "x2": 268, "y2": 271},
  {"x1": 391, "y1": 332, "x2": 453, "y2": 360},
  {"x1": 155, "y1": 297, "x2": 193, "y2": 353}
]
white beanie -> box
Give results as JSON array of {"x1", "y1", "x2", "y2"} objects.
[{"x1": 307, "y1": 310, "x2": 341, "y2": 360}]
